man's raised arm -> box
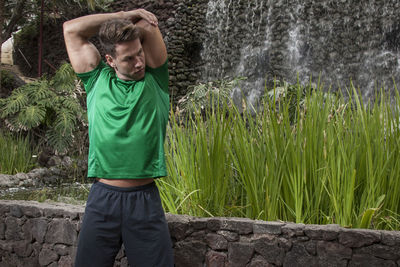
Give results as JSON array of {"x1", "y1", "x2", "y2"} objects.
[
  {"x1": 134, "y1": 13, "x2": 167, "y2": 68},
  {"x1": 63, "y1": 9, "x2": 159, "y2": 73}
]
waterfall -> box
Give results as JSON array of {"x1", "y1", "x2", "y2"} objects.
[{"x1": 200, "y1": 0, "x2": 400, "y2": 102}]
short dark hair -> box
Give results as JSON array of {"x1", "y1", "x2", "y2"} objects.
[{"x1": 98, "y1": 19, "x2": 140, "y2": 57}]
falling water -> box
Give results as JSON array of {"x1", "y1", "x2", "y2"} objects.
[{"x1": 200, "y1": 0, "x2": 400, "y2": 103}]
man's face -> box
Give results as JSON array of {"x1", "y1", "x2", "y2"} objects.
[{"x1": 106, "y1": 38, "x2": 146, "y2": 81}]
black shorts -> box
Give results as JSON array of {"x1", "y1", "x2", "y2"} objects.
[{"x1": 75, "y1": 180, "x2": 174, "y2": 267}]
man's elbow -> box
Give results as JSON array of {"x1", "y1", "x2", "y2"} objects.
[
  {"x1": 63, "y1": 21, "x2": 71, "y2": 35},
  {"x1": 63, "y1": 21, "x2": 77, "y2": 37}
]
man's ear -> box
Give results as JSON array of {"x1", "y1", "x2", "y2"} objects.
[{"x1": 105, "y1": 54, "x2": 115, "y2": 68}]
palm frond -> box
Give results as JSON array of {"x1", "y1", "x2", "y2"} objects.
[
  {"x1": 17, "y1": 105, "x2": 46, "y2": 128},
  {"x1": 62, "y1": 98, "x2": 82, "y2": 114},
  {"x1": 5, "y1": 117, "x2": 28, "y2": 132},
  {"x1": 1, "y1": 88, "x2": 29, "y2": 117},
  {"x1": 46, "y1": 127, "x2": 73, "y2": 154},
  {"x1": 53, "y1": 108, "x2": 76, "y2": 135},
  {"x1": 52, "y1": 63, "x2": 76, "y2": 93},
  {"x1": 28, "y1": 80, "x2": 55, "y2": 102}
]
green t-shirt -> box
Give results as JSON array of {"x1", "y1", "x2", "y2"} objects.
[{"x1": 77, "y1": 60, "x2": 169, "y2": 179}]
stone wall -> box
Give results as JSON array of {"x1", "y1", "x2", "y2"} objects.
[
  {"x1": 0, "y1": 157, "x2": 88, "y2": 201},
  {"x1": 110, "y1": 0, "x2": 208, "y2": 103},
  {"x1": 108, "y1": 0, "x2": 400, "y2": 104},
  {"x1": 1, "y1": 200, "x2": 400, "y2": 267}
]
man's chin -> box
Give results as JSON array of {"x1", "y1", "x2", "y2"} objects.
[
  {"x1": 136, "y1": 69, "x2": 145, "y2": 79},
  {"x1": 130, "y1": 71, "x2": 145, "y2": 81},
  {"x1": 136, "y1": 74, "x2": 145, "y2": 81},
  {"x1": 117, "y1": 71, "x2": 145, "y2": 81}
]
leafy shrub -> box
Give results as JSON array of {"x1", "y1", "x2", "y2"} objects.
[{"x1": 0, "y1": 63, "x2": 87, "y2": 155}]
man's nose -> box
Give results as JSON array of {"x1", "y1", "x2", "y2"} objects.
[{"x1": 135, "y1": 58, "x2": 143, "y2": 68}]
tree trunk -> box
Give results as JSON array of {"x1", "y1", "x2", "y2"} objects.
[{"x1": 2, "y1": 0, "x2": 27, "y2": 43}]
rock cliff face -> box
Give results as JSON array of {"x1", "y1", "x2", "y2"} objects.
[
  {"x1": 110, "y1": 0, "x2": 208, "y2": 102},
  {"x1": 1, "y1": 200, "x2": 400, "y2": 266},
  {"x1": 200, "y1": 0, "x2": 400, "y2": 102},
  {"x1": 14, "y1": 0, "x2": 400, "y2": 103},
  {"x1": 107, "y1": 0, "x2": 400, "y2": 102}
]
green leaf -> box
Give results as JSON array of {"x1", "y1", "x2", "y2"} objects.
[
  {"x1": 1, "y1": 89, "x2": 29, "y2": 117},
  {"x1": 28, "y1": 80, "x2": 53, "y2": 102},
  {"x1": 46, "y1": 127, "x2": 73, "y2": 154},
  {"x1": 54, "y1": 108, "x2": 76, "y2": 134},
  {"x1": 359, "y1": 208, "x2": 377, "y2": 229},
  {"x1": 17, "y1": 105, "x2": 46, "y2": 128},
  {"x1": 62, "y1": 98, "x2": 82, "y2": 114},
  {"x1": 52, "y1": 63, "x2": 76, "y2": 93}
]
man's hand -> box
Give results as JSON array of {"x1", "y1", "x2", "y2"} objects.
[{"x1": 124, "y1": 9, "x2": 158, "y2": 26}]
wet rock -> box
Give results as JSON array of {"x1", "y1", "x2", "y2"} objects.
[
  {"x1": 174, "y1": 240, "x2": 207, "y2": 267},
  {"x1": 58, "y1": 255, "x2": 73, "y2": 267},
  {"x1": 338, "y1": 229, "x2": 381, "y2": 248},
  {"x1": 206, "y1": 233, "x2": 228, "y2": 250},
  {"x1": 353, "y1": 244, "x2": 400, "y2": 261},
  {"x1": 253, "y1": 220, "x2": 284, "y2": 235},
  {"x1": 27, "y1": 218, "x2": 48, "y2": 244},
  {"x1": 217, "y1": 230, "x2": 239, "y2": 242},
  {"x1": 39, "y1": 246, "x2": 59, "y2": 266},
  {"x1": 253, "y1": 235, "x2": 285, "y2": 266},
  {"x1": 248, "y1": 255, "x2": 274, "y2": 267},
  {"x1": 228, "y1": 242, "x2": 254, "y2": 267},
  {"x1": 283, "y1": 243, "x2": 318, "y2": 267},
  {"x1": 205, "y1": 251, "x2": 227, "y2": 267},
  {"x1": 304, "y1": 224, "x2": 340, "y2": 241},
  {"x1": 349, "y1": 254, "x2": 396, "y2": 267},
  {"x1": 45, "y1": 219, "x2": 77, "y2": 246}
]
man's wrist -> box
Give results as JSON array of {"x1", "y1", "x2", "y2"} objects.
[
  {"x1": 116, "y1": 11, "x2": 127, "y2": 20},
  {"x1": 121, "y1": 10, "x2": 140, "y2": 22}
]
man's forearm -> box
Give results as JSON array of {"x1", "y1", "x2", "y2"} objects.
[
  {"x1": 63, "y1": 12, "x2": 125, "y2": 40},
  {"x1": 63, "y1": 9, "x2": 158, "y2": 40}
]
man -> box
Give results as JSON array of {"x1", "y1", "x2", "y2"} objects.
[{"x1": 63, "y1": 8, "x2": 174, "y2": 267}]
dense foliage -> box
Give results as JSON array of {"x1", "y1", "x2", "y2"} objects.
[
  {"x1": 0, "y1": 63, "x2": 87, "y2": 154},
  {"x1": 158, "y1": 80, "x2": 400, "y2": 230},
  {"x1": 2, "y1": 64, "x2": 400, "y2": 230}
]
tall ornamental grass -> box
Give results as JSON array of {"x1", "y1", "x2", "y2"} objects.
[
  {"x1": 0, "y1": 131, "x2": 36, "y2": 174},
  {"x1": 158, "y1": 82, "x2": 400, "y2": 230}
]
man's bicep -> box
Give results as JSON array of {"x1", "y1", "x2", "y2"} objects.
[{"x1": 65, "y1": 39, "x2": 101, "y2": 74}]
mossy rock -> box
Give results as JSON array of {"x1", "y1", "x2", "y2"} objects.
[{"x1": 0, "y1": 68, "x2": 25, "y2": 98}]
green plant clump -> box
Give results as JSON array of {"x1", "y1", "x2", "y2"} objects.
[
  {"x1": 0, "y1": 63, "x2": 88, "y2": 154},
  {"x1": 158, "y1": 79, "x2": 400, "y2": 231},
  {"x1": 0, "y1": 131, "x2": 36, "y2": 174}
]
